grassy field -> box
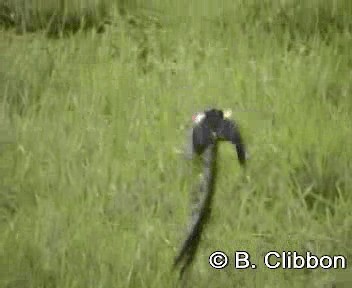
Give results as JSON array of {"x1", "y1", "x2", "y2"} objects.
[{"x1": 1, "y1": 1, "x2": 352, "y2": 287}]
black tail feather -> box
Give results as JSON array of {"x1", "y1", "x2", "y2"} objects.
[{"x1": 174, "y1": 143, "x2": 218, "y2": 278}]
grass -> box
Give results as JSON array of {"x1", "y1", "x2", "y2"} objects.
[{"x1": 1, "y1": 1, "x2": 352, "y2": 287}]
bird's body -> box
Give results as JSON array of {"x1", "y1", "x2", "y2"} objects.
[{"x1": 185, "y1": 108, "x2": 247, "y2": 165}]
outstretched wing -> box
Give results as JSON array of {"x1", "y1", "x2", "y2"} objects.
[
  {"x1": 217, "y1": 119, "x2": 247, "y2": 165},
  {"x1": 191, "y1": 124, "x2": 215, "y2": 156},
  {"x1": 182, "y1": 118, "x2": 215, "y2": 160}
]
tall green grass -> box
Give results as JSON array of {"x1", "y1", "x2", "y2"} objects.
[{"x1": 1, "y1": 1, "x2": 352, "y2": 287}]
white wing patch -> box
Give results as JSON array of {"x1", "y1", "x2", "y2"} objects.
[
  {"x1": 192, "y1": 112, "x2": 206, "y2": 124},
  {"x1": 224, "y1": 109, "x2": 232, "y2": 119}
]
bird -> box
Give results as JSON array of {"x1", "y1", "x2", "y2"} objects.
[
  {"x1": 173, "y1": 108, "x2": 247, "y2": 279},
  {"x1": 184, "y1": 108, "x2": 246, "y2": 165}
]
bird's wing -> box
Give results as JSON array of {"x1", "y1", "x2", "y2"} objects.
[
  {"x1": 191, "y1": 124, "x2": 214, "y2": 156},
  {"x1": 217, "y1": 119, "x2": 247, "y2": 165}
]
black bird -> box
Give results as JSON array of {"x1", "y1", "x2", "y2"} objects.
[
  {"x1": 174, "y1": 108, "x2": 247, "y2": 278},
  {"x1": 185, "y1": 108, "x2": 246, "y2": 165}
]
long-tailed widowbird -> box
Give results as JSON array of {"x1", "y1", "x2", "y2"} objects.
[{"x1": 173, "y1": 108, "x2": 247, "y2": 279}]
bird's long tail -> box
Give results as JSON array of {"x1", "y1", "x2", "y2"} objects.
[{"x1": 173, "y1": 142, "x2": 219, "y2": 278}]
